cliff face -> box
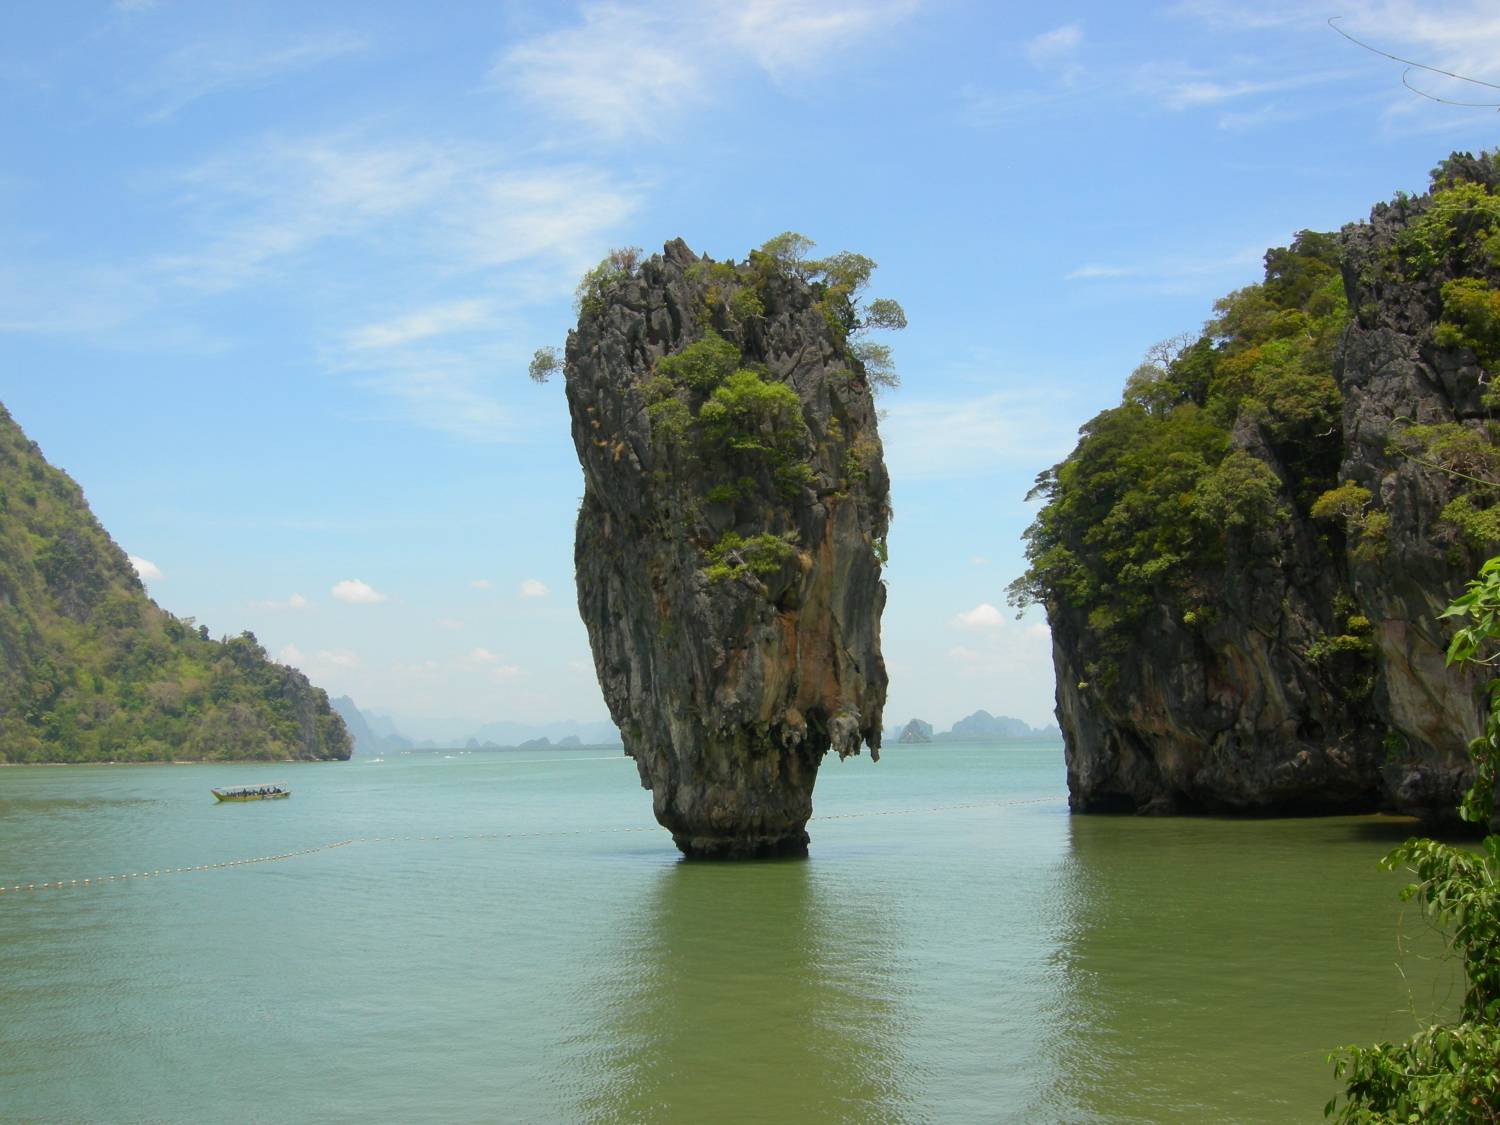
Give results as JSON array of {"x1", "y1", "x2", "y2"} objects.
[
  {"x1": 0, "y1": 404, "x2": 350, "y2": 763},
  {"x1": 565, "y1": 239, "x2": 891, "y2": 857},
  {"x1": 1022, "y1": 155, "x2": 1500, "y2": 819}
]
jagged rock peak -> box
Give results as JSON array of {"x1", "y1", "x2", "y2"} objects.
[
  {"x1": 1015, "y1": 152, "x2": 1500, "y2": 821},
  {"x1": 565, "y1": 238, "x2": 892, "y2": 857},
  {"x1": 898, "y1": 719, "x2": 933, "y2": 744}
]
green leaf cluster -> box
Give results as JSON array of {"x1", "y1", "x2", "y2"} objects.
[
  {"x1": 1389, "y1": 423, "x2": 1500, "y2": 548},
  {"x1": 0, "y1": 405, "x2": 349, "y2": 763},
  {"x1": 1393, "y1": 181, "x2": 1500, "y2": 280},
  {"x1": 1435, "y1": 277, "x2": 1500, "y2": 372},
  {"x1": 1328, "y1": 557, "x2": 1500, "y2": 1121},
  {"x1": 751, "y1": 232, "x2": 906, "y2": 388},
  {"x1": 702, "y1": 531, "x2": 799, "y2": 583},
  {"x1": 1009, "y1": 230, "x2": 1347, "y2": 641},
  {"x1": 575, "y1": 246, "x2": 643, "y2": 317},
  {"x1": 1311, "y1": 483, "x2": 1390, "y2": 562},
  {"x1": 640, "y1": 331, "x2": 814, "y2": 585}
]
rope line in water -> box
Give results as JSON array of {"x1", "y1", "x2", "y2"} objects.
[{"x1": 0, "y1": 794, "x2": 1062, "y2": 896}]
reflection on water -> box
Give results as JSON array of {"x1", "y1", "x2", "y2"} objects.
[
  {"x1": 1045, "y1": 813, "x2": 1461, "y2": 1124},
  {"x1": 575, "y1": 860, "x2": 912, "y2": 1124},
  {"x1": 3, "y1": 749, "x2": 1468, "y2": 1123}
]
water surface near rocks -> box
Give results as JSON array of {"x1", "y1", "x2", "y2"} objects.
[{"x1": 0, "y1": 746, "x2": 1455, "y2": 1122}]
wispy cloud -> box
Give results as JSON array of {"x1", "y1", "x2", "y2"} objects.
[
  {"x1": 137, "y1": 32, "x2": 370, "y2": 122},
  {"x1": 278, "y1": 643, "x2": 359, "y2": 670},
  {"x1": 148, "y1": 131, "x2": 636, "y2": 440},
  {"x1": 252, "y1": 592, "x2": 310, "y2": 611},
  {"x1": 347, "y1": 299, "x2": 494, "y2": 351},
  {"x1": 1025, "y1": 23, "x2": 1083, "y2": 84},
  {"x1": 1133, "y1": 65, "x2": 1348, "y2": 112},
  {"x1": 724, "y1": 0, "x2": 921, "y2": 75},
  {"x1": 1063, "y1": 243, "x2": 1266, "y2": 286},
  {"x1": 881, "y1": 390, "x2": 1078, "y2": 479},
  {"x1": 494, "y1": 0, "x2": 920, "y2": 140},
  {"x1": 519, "y1": 579, "x2": 549, "y2": 598},
  {"x1": 1172, "y1": 1, "x2": 1500, "y2": 123},
  {"x1": 496, "y1": 6, "x2": 702, "y2": 141}
]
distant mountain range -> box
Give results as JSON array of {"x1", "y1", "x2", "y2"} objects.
[
  {"x1": 893, "y1": 710, "x2": 1060, "y2": 745},
  {"x1": 330, "y1": 696, "x2": 621, "y2": 756}
]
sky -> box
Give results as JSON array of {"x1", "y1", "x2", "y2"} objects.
[{"x1": 2, "y1": 1, "x2": 1499, "y2": 739}]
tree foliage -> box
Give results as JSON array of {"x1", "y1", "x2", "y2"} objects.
[
  {"x1": 1327, "y1": 558, "x2": 1500, "y2": 1122},
  {"x1": 1008, "y1": 228, "x2": 1348, "y2": 642},
  {"x1": 0, "y1": 405, "x2": 349, "y2": 763}
]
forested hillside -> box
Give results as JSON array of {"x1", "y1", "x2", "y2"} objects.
[{"x1": 0, "y1": 404, "x2": 349, "y2": 763}]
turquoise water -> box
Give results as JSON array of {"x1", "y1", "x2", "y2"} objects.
[{"x1": 0, "y1": 746, "x2": 1456, "y2": 1122}]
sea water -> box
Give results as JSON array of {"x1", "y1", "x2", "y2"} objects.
[{"x1": 0, "y1": 746, "x2": 1456, "y2": 1123}]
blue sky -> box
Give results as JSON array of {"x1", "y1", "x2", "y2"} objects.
[{"x1": 3, "y1": 1, "x2": 1498, "y2": 738}]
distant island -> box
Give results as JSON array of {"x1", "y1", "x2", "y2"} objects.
[
  {"x1": 893, "y1": 710, "x2": 1060, "y2": 745},
  {"x1": 331, "y1": 696, "x2": 621, "y2": 756}
]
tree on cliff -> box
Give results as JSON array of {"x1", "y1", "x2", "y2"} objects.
[
  {"x1": 528, "y1": 234, "x2": 906, "y2": 390},
  {"x1": 1328, "y1": 559, "x2": 1500, "y2": 1121}
]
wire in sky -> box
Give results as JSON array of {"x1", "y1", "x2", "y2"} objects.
[{"x1": 1328, "y1": 15, "x2": 1500, "y2": 110}]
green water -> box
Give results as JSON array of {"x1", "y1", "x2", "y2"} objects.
[{"x1": 0, "y1": 746, "x2": 1457, "y2": 1123}]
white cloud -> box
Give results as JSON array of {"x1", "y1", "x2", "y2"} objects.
[
  {"x1": 952, "y1": 603, "x2": 1006, "y2": 630},
  {"x1": 496, "y1": 6, "x2": 702, "y2": 141},
  {"x1": 252, "y1": 592, "x2": 310, "y2": 611},
  {"x1": 469, "y1": 647, "x2": 499, "y2": 664},
  {"x1": 970, "y1": 556, "x2": 991, "y2": 567},
  {"x1": 347, "y1": 299, "x2": 494, "y2": 350},
  {"x1": 469, "y1": 579, "x2": 493, "y2": 590},
  {"x1": 1025, "y1": 24, "x2": 1081, "y2": 69},
  {"x1": 520, "y1": 578, "x2": 549, "y2": 598},
  {"x1": 725, "y1": 0, "x2": 921, "y2": 75},
  {"x1": 128, "y1": 554, "x2": 163, "y2": 580},
  {"x1": 435, "y1": 617, "x2": 466, "y2": 630},
  {"x1": 491, "y1": 664, "x2": 522, "y2": 682},
  {"x1": 332, "y1": 578, "x2": 388, "y2": 604},
  {"x1": 494, "y1": 0, "x2": 920, "y2": 140},
  {"x1": 278, "y1": 642, "x2": 306, "y2": 665}
]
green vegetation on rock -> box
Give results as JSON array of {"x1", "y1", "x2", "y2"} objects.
[
  {"x1": 1008, "y1": 228, "x2": 1349, "y2": 644},
  {"x1": 0, "y1": 404, "x2": 350, "y2": 763},
  {"x1": 1328, "y1": 558, "x2": 1500, "y2": 1122},
  {"x1": 628, "y1": 238, "x2": 902, "y2": 587}
]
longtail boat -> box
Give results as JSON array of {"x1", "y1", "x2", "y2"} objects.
[{"x1": 211, "y1": 784, "x2": 289, "y2": 802}]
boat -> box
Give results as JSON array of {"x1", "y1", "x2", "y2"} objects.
[{"x1": 211, "y1": 784, "x2": 290, "y2": 802}]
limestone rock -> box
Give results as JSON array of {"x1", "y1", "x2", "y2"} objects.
[
  {"x1": 1044, "y1": 158, "x2": 1496, "y2": 820},
  {"x1": 898, "y1": 719, "x2": 933, "y2": 744},
  {"x1": 565, "y1": 239, "x2": 891, "y2": 857}
]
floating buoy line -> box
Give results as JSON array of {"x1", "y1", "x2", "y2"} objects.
[{"x1": 0, "y1": 795, "x2": 1061, "y2": 897}]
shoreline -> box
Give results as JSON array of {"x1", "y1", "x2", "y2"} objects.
[{"x1": 0, "y1": 758, "x2": 344, "y2": 767}]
